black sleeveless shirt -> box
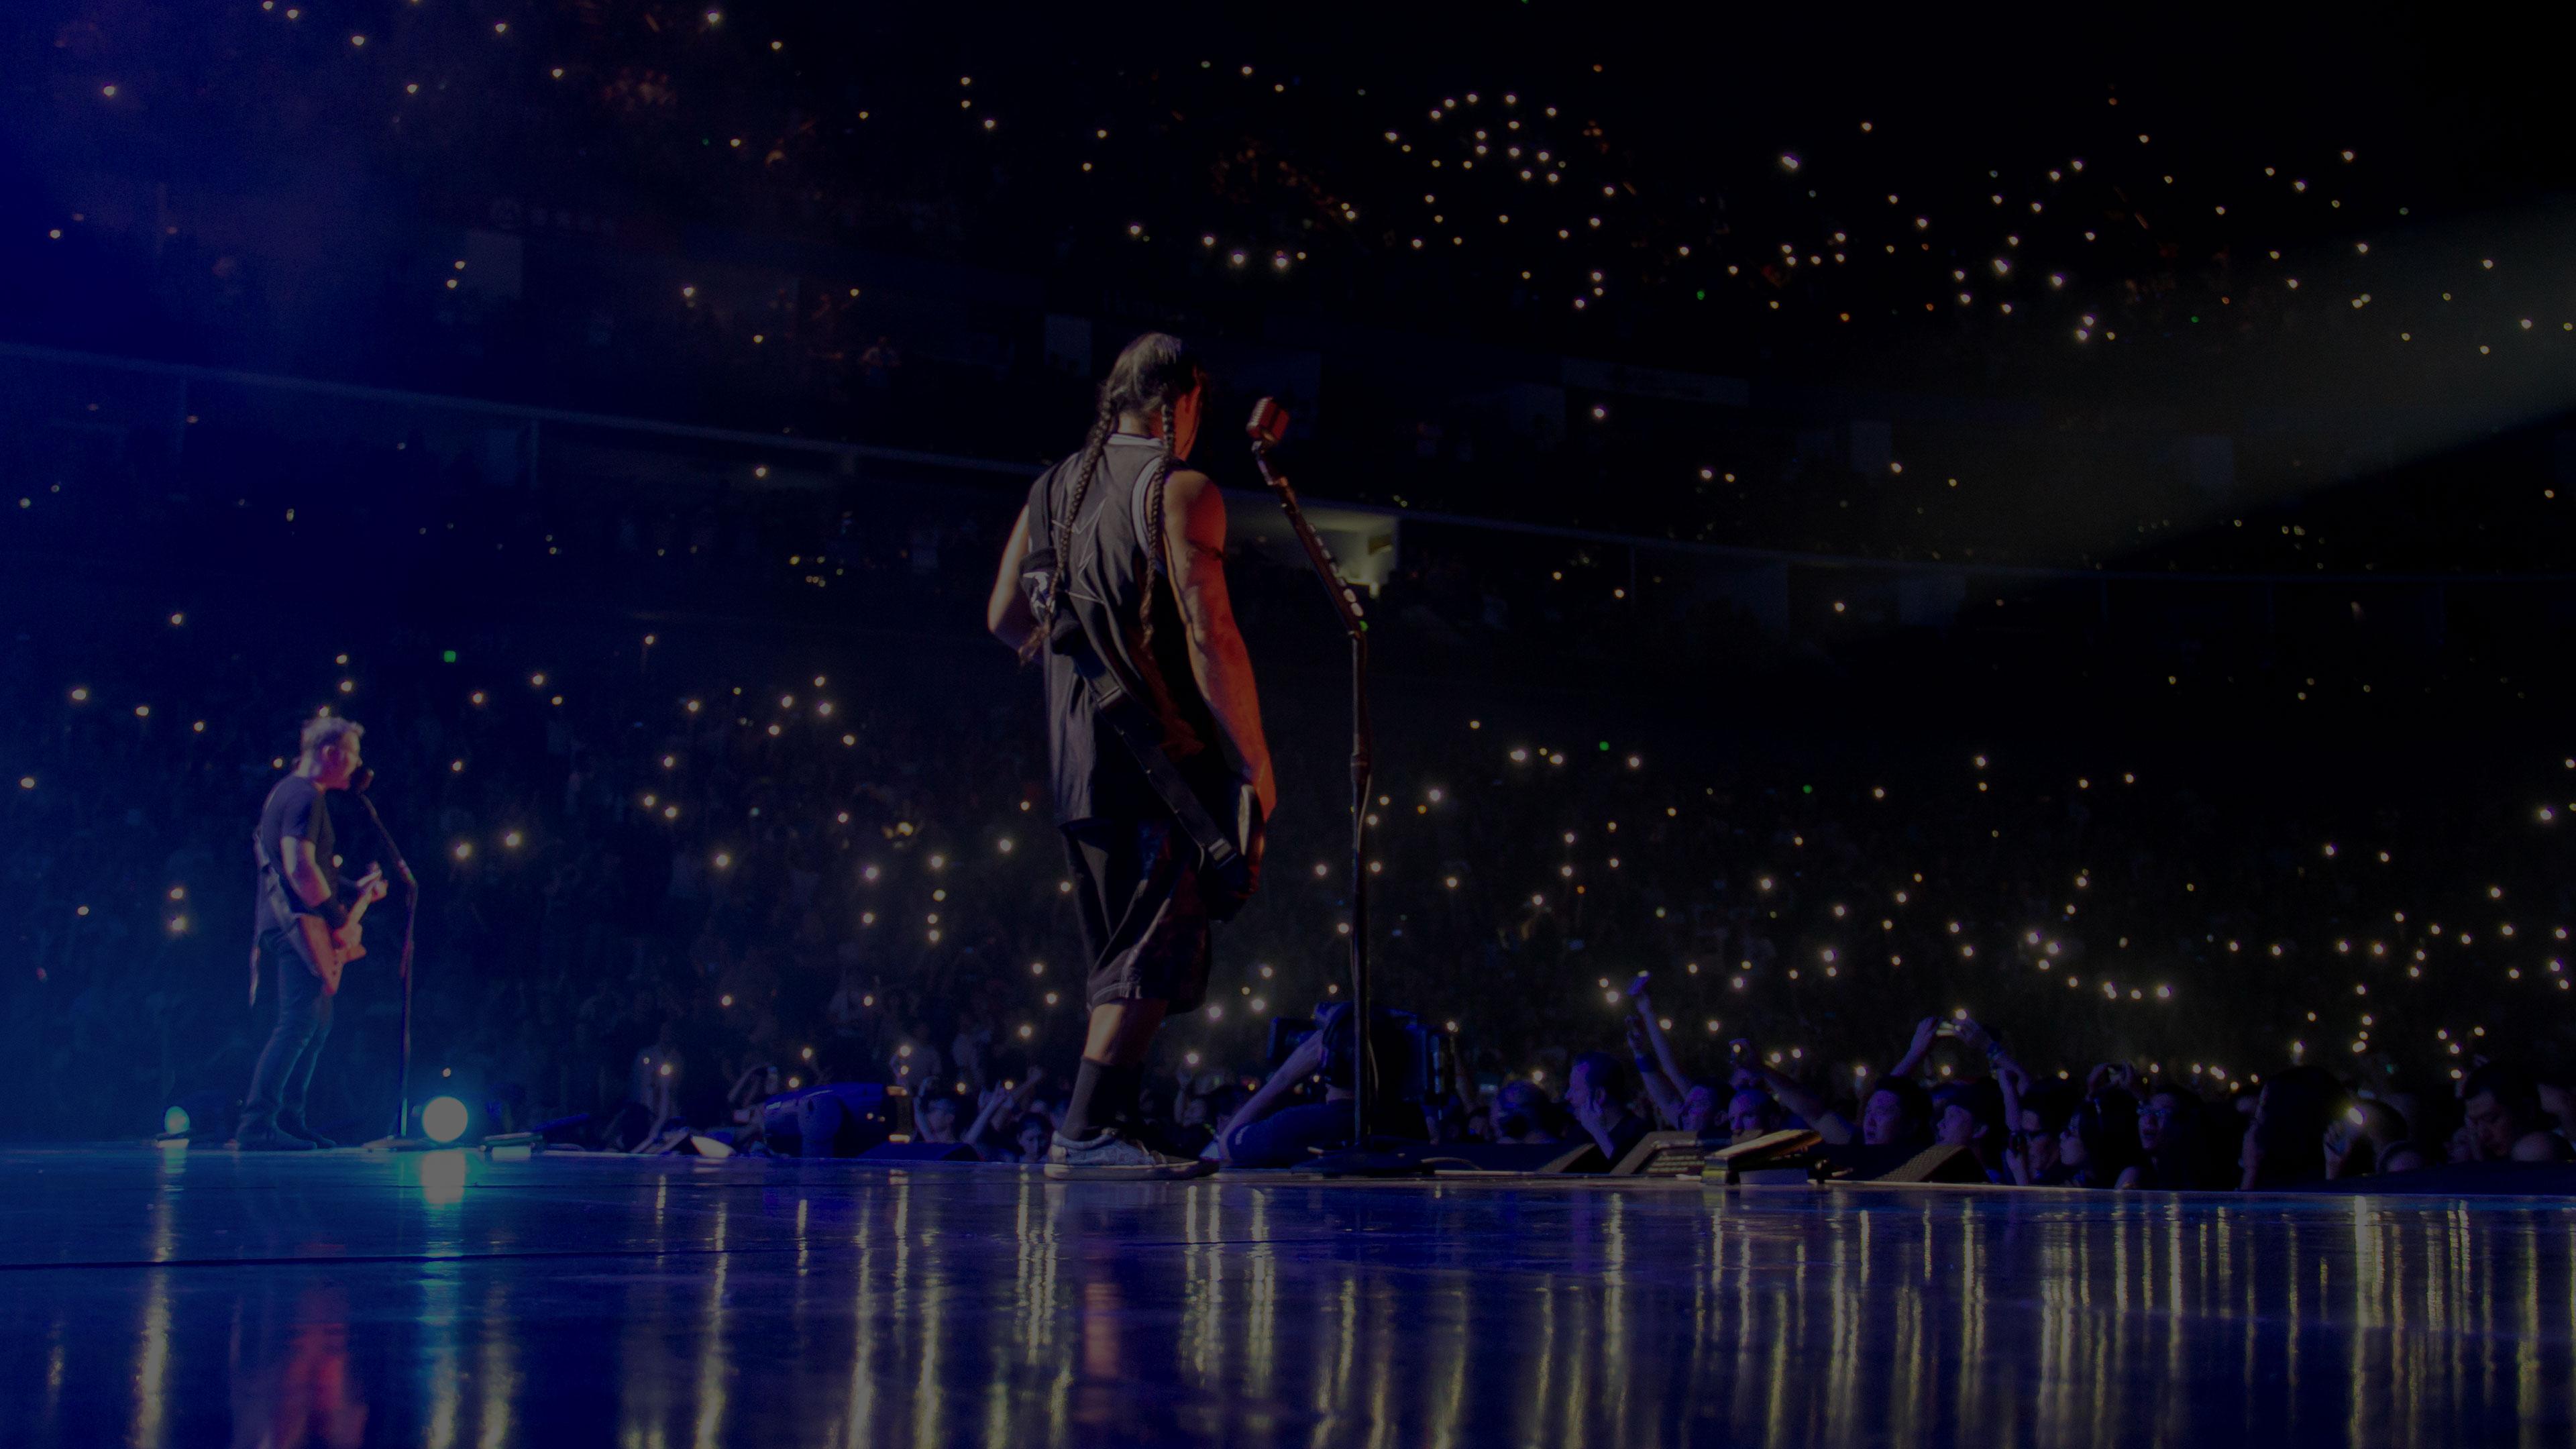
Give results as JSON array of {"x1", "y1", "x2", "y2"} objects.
[{"x1": 1022, "y1": 434, "x2": 1226, "y2": 826}]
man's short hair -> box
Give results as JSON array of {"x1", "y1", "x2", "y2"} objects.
[
  {"x1": 2464, "y1": 1062, "x2": 2541, "y2": 1118},
  {"x1": 1933, "y1": 1078, "x2": 2006, "y2": 1134},
  {"x1": 1571, "y1": 1050, "x2": 1634, "y2": 1104},
  {"x1": 1871, "y1": 1076, "x2": 1933, "y2": 1128},
  {"x1": 920, "y1": 1095, "x2": 960, "y2": 1119},
  {"x1": 299, "y1": 715, "x2": 363, "y2": 760},
  {"x1": 2023, "y1": 1081, "x2": 2080, "y2": 1134}
]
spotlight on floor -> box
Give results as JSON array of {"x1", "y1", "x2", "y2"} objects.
[{"x1": 423, "y1": 1096, "x2": 470, "y2": 1145}]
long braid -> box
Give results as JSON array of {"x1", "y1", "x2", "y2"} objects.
[
  {"x1": 1024, "y1": 397, "x2": 1116, "y2": 662},
  {"x1": 1138, "y1": 398, "x2": 1177, "y2": 655},
  {"x1": 1028, "y1": 331, "x2": 1200, "y2": 663}
]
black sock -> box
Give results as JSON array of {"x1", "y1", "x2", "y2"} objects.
[{"x1": 1064, "y1": 1059, "x2": 1142, "y2": 1142}]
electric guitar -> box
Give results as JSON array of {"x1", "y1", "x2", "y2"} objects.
[{"x1": 295, "y1": 869, "x2": 387, "y2": 996}]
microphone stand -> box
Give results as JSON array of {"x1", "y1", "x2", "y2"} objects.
[
  {"x1": 348, "y1": 783, "x2": 427, "y2": 1149},
  {"x1": 1248, "y1": 419, "x2": 1432, "y2": 1177}
]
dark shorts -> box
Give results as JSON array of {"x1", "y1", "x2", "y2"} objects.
[{"x1": 1063, "y1": 816, "x2": 1211, "y2": 1014}]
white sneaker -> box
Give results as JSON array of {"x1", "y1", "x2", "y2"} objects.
[{"x1": 1044, "y1": 1128, "x2": 1218, "y2": 1181}]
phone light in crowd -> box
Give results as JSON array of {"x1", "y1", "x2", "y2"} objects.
[
  {"x1": 421, "y1": 1096, "x2": 469, "y2": 1144},
  {"x1": 452, "y1": 842, "x2": 472, "y2": 861}
]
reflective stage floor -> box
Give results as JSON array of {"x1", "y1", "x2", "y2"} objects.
[{"x1": 5, "y1": 1146, "x2": 2574, "y2": 1447}]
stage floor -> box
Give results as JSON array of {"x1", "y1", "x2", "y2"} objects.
[{"x1": 4, "y1": 1146, "x2": 2572, "y2": 1447}]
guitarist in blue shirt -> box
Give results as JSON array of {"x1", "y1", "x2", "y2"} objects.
[{"x1": 238, "y1": 716, "x2": 386, "y2": 1151}]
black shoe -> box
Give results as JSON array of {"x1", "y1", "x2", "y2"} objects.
[
  {"x1": 235, "y1": 1130, "x2": 316, "y2": 1152},
  {"x1": 277, "y1": 1121, "x2": 337, "y2": 1150}
]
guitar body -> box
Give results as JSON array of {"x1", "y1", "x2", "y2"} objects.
[{"x1": 291, "y1": 894, "x2": 371, "y2": 996}]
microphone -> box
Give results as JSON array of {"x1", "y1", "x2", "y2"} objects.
[
  {"x1": 344, "y1": 767, "x2": 416, "y2": 894},
  {"x1": 1246, "y1": 397, "x2": 1291, "y2": 449}
]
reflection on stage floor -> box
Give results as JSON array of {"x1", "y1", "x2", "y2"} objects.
[{"x1": 3, "y1": 1146, "x2": 2571, "y2": 1447}]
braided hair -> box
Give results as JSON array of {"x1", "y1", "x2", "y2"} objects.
[
  {"x1": 1138, "y1": 396, "x2": 1179, "y2": 655},
  {"x1": 1025, "y1": 332, "x2": 1204, "y2": 661}
]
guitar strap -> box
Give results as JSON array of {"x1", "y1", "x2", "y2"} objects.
[{"x1": 1065, "y1": 639, "x2": 1257, "y2": 916}]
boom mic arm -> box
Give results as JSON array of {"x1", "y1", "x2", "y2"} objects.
[
  {"x1": 1245, "y1": 396, "x2": 1412, "y2": 1173},
  {"x1": 1244, "y1": 398, "x2": 1365, "y2": 641}
]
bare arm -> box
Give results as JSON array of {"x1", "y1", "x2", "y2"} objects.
[
  {"x1": 1890, "y1": 1017, "x2": 1940, "y2": 1079},
  {"x1": 1163, "y1": 471, "x2": 1275, "y2": 816},
  {"x1": 965, "y1": 1069, "x2": 1046, "y2": 1146},
  {"x1": 964, "y1": 1088, "x2": 1008, "y2": 1146},
  {"x1": 1220, "y1": 1034, "x2": 1326, "y2": 1163},
  {"x1": 1633, "y1": 989, "x2": 1690, "y2": 1099},
  {"x1": 986, "y1": 504, "x2": 1036, "y2": 649},
  {"x1": 1626, "y1": 1014, "x2": 1684, "y2": 1128},
  {"x1": 1759, "y1": 1065, "x2": 1856, "y2": 1145}
]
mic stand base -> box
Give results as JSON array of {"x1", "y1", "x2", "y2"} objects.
[{"x1": 1293, "y1": 1136, "x2": 1440, "y2": 1178}]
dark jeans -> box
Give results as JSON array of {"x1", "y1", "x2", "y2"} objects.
[{"x1": 242, "y1": 928, "x2": 333, "y2": 1134}]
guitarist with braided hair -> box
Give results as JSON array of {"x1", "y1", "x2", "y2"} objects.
[{"x1": 987, "y1": 331, "x2": 1275, "y2": 1179}]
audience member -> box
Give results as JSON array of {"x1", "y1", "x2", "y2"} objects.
[
  {"x1": 2461, "y1": 1064, "x2": 2576, "y2": 1164},
  {"x1": 1565, "y1": 1051, "x2": 1652, "y2": 1170}
]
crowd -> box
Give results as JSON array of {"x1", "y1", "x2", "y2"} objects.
[
  {"x1": 7, "y1": 396, "x2": 2576, "y2": 1193},
  {"x1": 14, "y1": 3, "x2": 2576, "y2": 571},
  {"x1": 24, "y1": 3, "x2": 2565, "y2": 377}
]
